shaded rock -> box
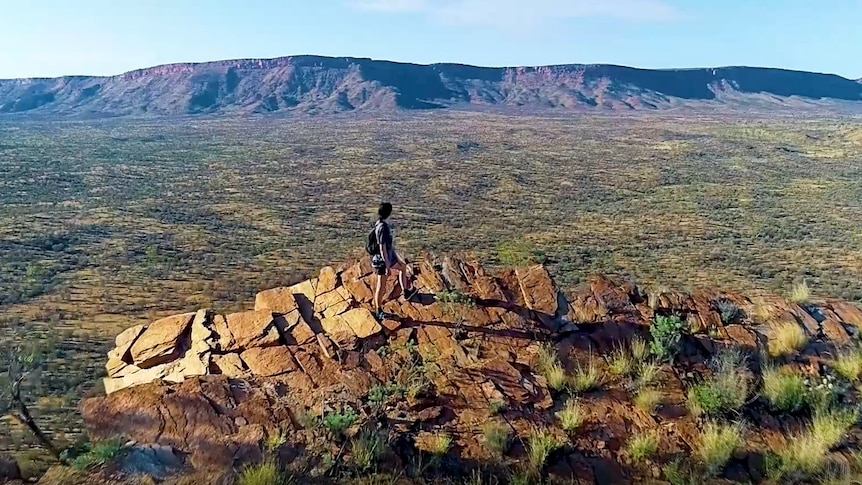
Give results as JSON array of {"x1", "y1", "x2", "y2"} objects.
[
  {"x1": 240, "y1": 347, "x2": 298, "y2": 377},
  {"x1": 288, "y1": 279, "x2": 317, "y2": 324},
  {"x1": 0, "y1": 454, "x2": 20, "y2": 481},
  {"x1": 822, "y1": 318, "x2": 851, "y2": 345},
  {"x1": 130, "y1": 313, "x2": 195, "y2": 369},
  {"x1": 117, "y1": 444, "x2": 184, "y2": 479},
  {"x1": 254, "y1": 287, "x2": 299, "y2": 313},
  {"x1": 113, "y1": 324, "x2": 146, "y2": 361},
  {"x1": 344, "y1": 278, "x2": 374, "y2": 303}
]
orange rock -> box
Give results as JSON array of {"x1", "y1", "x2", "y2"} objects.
[
  {"x1": 210, "y1": 353, "x2": 247, "y2": 377},
  {"x1": 254, "y1": 287, "x2": 299, "y2": 313},
  {"x1": 130, "y1": 312, "x2": 195, "y2": 369},
  {"x1": 240, "y1": 347, "x2": 298, "y2": 377},
  {"x1": 822, "y1": 319, "x2": 850, "y2": 345},
  {"x1": 221, "y1": 310, "x2": 282, "y2": 351},
  {"x1": 830, "y1": 301, "x2": 862, "y2": 328},
  {"x1": 317, "y1": 266, "x2": 337, "y2": 295},
  {"x1": 340, "y1": 308, "x2": 383, "y2": 339}
]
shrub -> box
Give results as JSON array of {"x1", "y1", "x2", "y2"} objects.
[
  {"x1": 489, "y1": 400, "x2": 506, "y2": 415},
  {"x1": 543, "y1": 361, "x2": 569, "y2": 392},
  {"x1": 761, "y1": 366, "x2": 807, "y2": 413},
  {"x1": 569, "y1": 358, "x2": 603, "y2": 394},
  {"x1": 534, "y1": 343, "x2": 558, "y2": 375},
  {"x1": 634, "y1": 361, "x2": 661, "y2": 390},
  {"x1": 650, "y1": 315, "x2": 685, "y2": 362},
  {"x1": 351, "y1": 431, "x2": 385, "y2": 471},
  {"x1": 526, "y1": 427, "x2": 562, "y2": 475},
  {"x1": 626, "y1": 431, "x2": 658, "y2": 462},
  {"x1": 630, "y1": 337, "x2": 650, "y2": 362},
  {"x1": 634, "y1": 388, "x2": 663, "y2": 413},
  {"x1": 789, "y1": 281, "x2": 811, "y2": 305},
  {"x1": 70, "y1": 438, "x2": 126, "y2": 470},
  {"x1": 698, "y1": 421, "x2": 744, "y2": 476},
  {"x1": 767, "y1": 321, "x2": 808, "y2": 357},
  {"x1": 806, "y1": 373, "x2": 844, "y2": 412},
  {"x1": 437, "y1": 288, "x2": 476, "y2": 306},
  {"x1": 481, "y1": 420, "x2": 510, "y2": 456},
  {"x1": 833, "y1": 347, "x2": 862, "y2": 382},
  {"x1": 264, "y1": 430, "x2": 286, "y2": 453},
  {"x1": 322, "y1": 409, "x2": 358, "y2": 436},
  {"x1": 687, "y1": 349, "x2": 751, "y2": 417},
  {"x1": 367, "y1": 384, "x2": 404, "y2": 404},
  {"x1": 607, "y1": 345, "x2": 635, "y2": 376},
  {"x1": 772, "y1": 407, "x2": 858, "y2": 480},
  {"x1": 237, "y1": 460, "x2": 288, "y2": 485},
  {"x1": 556, "y1": 399, "x2": 586, "y2": 432},
  {"x1": 716, "y1": 299, "x2": 744, "y2": 324},
  {"x1": 428, "y1": 433, "x2": 452, "y2": 456},
  {"x1": 662, "y1": 459, "x2": 699, "y2": 485}
]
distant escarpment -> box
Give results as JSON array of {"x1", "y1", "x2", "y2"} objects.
[{"x1": 1, "y1": 56, "x2": 861, "y2": 117}]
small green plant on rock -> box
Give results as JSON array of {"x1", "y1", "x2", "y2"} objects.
[
  {"x1": 634, "y1": 388, "x2": 663, "y2": 414},
  {"x1": 264, "y1": 430, "x2": 287, "y2": 453},
  {"x1": 833, "y1": 346, "x2": 862, "y2": 382},
  {"x1": 630, "y1": 337, "x2": 650, "y2": 362},
  {"x1": 767, "y1": 321, "x2": 808, "y2": 357},
  {"x1": 568, "y1": 357, "x2": 603, "y2": 394},
  {"x1": 237, "y1": 460, "x2": 290, "y2": 485},
  {"x1": 322, "y1": 409, "x2": 358, "y2": 436},
  {"x1": 489, "y1": 400, "x2": 506, "y2": 414},
  {"x1": 626, "y1": 431, "x2": 658, "y2": 463},
  {"x1": 607, "y1": 345, "x2": 635, "y2": 376},
  {"x1": 526, "y1": 427, "x2": 562, "y2": 476},
  {"x1": 662, "y1": 459, "x2": 699, "y2": 485},
  {"x1": 428, "y1": 433, "x2": 452, "y2": 457},
  {"x1": 367, "y1": 383, "x2": 404, "y2": 404},
  {"x1": 634, "y1": 361, "x2": 661, "y2": 390},
  {"x1": 69, "y1": 438, "x2": 126, "y2": 471},
  {"x1": 544, "y1": 361, "x2": 569, "y2": 392},
  {"x1": 351, "y1": 430, "x2": 386, "y2": 471},
  {"x1": 716, "y1": 299, "x2": 744, "y2": 324},
  {"x1": 650, "y1": 315, "x2": 685, "y2": 362},
  {"x1": 761, "y1": 365, "x2": 808, "y2": 413},
  {"x1": 481, "y1": 420, "x2": 511, "y2": 457},
  {"x1": 698, "y1": 421, "x2": 744, "y2": 477},
  {"x1": 770, "y1": 407, "x2": 858, "y2": 481},
  {"x1": 556, "y1": 398, "x2": 586, "y2": 432},
  {"x1": 687, "y1": 348, "x2": 752, "y2": 417}
]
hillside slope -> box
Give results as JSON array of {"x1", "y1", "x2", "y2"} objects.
[{"x1": 1, "y1": 56, "x2": 861, "y2": 116}]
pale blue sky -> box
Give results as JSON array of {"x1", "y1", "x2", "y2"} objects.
[{"x1": 0, "y1": 0, "x2": 859, "y2": 79}]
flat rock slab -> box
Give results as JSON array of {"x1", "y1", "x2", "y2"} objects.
[
  {"x1": 254, "y1": 287, "x2": 299, "y2": 314},
  {"x1": 218, "y1": 310, "x2": 282, "y2": 352},
  {"x1": 130, "y1": 313, "x2": 195, "y2": 369}
]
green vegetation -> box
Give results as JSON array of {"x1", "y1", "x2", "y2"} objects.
[
  {"x1": 526, "y1": 427, "x2": 562, "y2": 476},
  {"x1": 607, "y1": 345, "x2": 635, "y2": 376},
  {"x1": 650, "y1": 315, "x2": 685, "y2": 362},
  {"x1": 367, "y1": 384, "x2": 404, "y2": 404},
  {"x1": 556, "y1": 399, "x2": 586, "y2": 432},
  {"x1": 4, "y1": 114, "x2": 862, "y2": 458},
  {"x1": 626, "y1": 431, "x2": 658, "y2": 463},
  {"x1": 767, "y1": 321, "x2": 808, "y2": 357},
  {"x1": 569, "y1": 358, "x2": 603, "y2": 394},
  {"x1": 351, "y1": 431, "x2": 386, "y2": 471},
  {"x1": 237, "y1": 460, "x2": 290, "y2": 485},
  {"x1": 833, "y1": 346, "x2": 862, "y2": 382},
  {"x1": 770, "y1": 407, "x2": 858, "y2": 481},
  {"x1": 630, "y1": 337, "x2": 650, "y2": 363},
  {"x1": 789, "y1": 280, "x2": 812, "y2": 305},
  {"x1": 761, "y1": 366, "x2": 808, "y2": 413},
  {"x1": 687, "y1": 349, "x2": 752, "y2": 417},
  {"x1": 427, "y1": 433, "x2": 452, "y2": 456},
  {"x1": 480, "y1": 420, "x2": 510, "y2": 456},
  {"x1": 69, "y1": 438, "x2": 125, "y2": 471},
  {"x1": 321, "y1": 409, "x2": 358, "y2": 436},
  {"x1": 715, "y1": 299, "x2": 743, "y2": 324},
  {"x1": 634, "y1": 361, "x2": 661, "y2": 390},
  {"x1": 634, "y1": 388, "x2": 663, "y2": 413},
  {"x1": 697, "y1": 421, "x2": 744, "y2": 477}
]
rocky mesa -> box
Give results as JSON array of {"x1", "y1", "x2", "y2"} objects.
[{"x1": 74, "y1": 253, "x2": 862, "y2": 484}]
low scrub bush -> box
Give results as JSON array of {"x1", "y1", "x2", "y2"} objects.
[
  {"x1": 556, "y1": 399, "x2": 586, "y2": 432},
  {"x1": 650, "y1": 315, "x2": 685, "y2": 362},
  {"x1": 687, "y1": 349, "x2": 751, "y2": 417},
  {"x1": 634, "y1": 388, "x2": 663, "y2": 413},
  {"x1": 770, "y1": 407, "x2": 858, "y2": 481},
  {"x1": 237, "y1": 460, "x2": 290, "y2": 485},
  {"x1": 481, "y1": 420, "x2": 510, "y2": 456},
  {"x1": 351, "y1": 431, "x2": 385, "y2": 471},
  {"x1": 322, "y1": 409, "x2": 358, "y2": 436},
  {"x1": 716, "y1": 299, "x2": 744, "y2": 324},
  {"x1": 70, "y1": 438, "x2": 126, "y2": 471},
  {"x1": 789, "y1": 281, "x2": 812, "y2": 305},
  {"x1": 526, "y1": 427, "x2": 562, "y2": 475},
  {"x1": 833, "y1": 346, "x2": 862, "y2": 382},
  {"x1": 698, "y1": 421, "x2": 744, "y2": 477},
  {"x1": 761, "y1": 366, "x2": 807, "y2": 413},
  {"x1": 626, "y1": 431, "x2": 658, "y2": 462},
  {"x1": 767, "y1": 321, "x2": 808, "y2": 357},
  {"x1": 569, "y1": 358, "x2": 603, "y2": 394},
  {"x1": 607, "y1": 345, "x2": 635, "y2": 376}
]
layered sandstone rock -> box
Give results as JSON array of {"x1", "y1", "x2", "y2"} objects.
[{"x1": 88, "y1": 254, "x2": 862, "y2": 482}]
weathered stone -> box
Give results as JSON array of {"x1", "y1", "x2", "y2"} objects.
[
  {"x1": 221, "y1": 310, "x2": 282, "y2": 351},
  {"x1": 724, "y1": 325, "x2": 759, "y2": 350},
  {"x1": 107, "y1": 355, "x2": 130, "y2": 377},
  {"x1": 314, "y1": 289, "x2": 346, "y2": 315},
  {"x1": 254, "y1": 287, "x2": 299, "y2": 314},
  {"x1": 322, "y1": 300, "x2": 351, "y2": 319},
  {"x1": 415, "y1": 260, "x2": 446, "y2": 293},
  {"x1": 164, "y1": 351, "x2": 211, "y2": 383},
  {"x1": 130, "y1": 313, "x2": 195, "y2": 369},
  {"x1": 417, "y1": 406, "x2": 443, "y2": 422},
  {"x1": 340, "y1": 308, "x2": 383, "y2": 339},
  {"x1": 822, "y1": 319, "x2": 851, "y2": 345},
  {"x1": 317, "y1": 334, "x2": 338, "y2": 359},
  {"x1": 329, "y1": 330, "x2": 359, "y2": 351},
  {"x1": 344, "y1": 278, "x2": 374, "y2": 303},
  {"x1": 831, "y1": 301, "x2": 862, "y2": 328},
  {"x1": 293, "y1": 350, "x2": 325, "y2": 385},
  {"x1": 210, "y1": 353, "x2": 247, "y2": 377},
  {"x1": 317, "y1": 266, "x2": 337, "y2": 295},
  {"x1": 239, "y1": 347, "x2": 298, "y2": 377},
  {"x1": 103, "y1": 361, "x2": 181, "y2": 394},
  {"x1": 380, "y1": 318, "x2": 401, "y2": 333},
  {"x1": 190, "y1": 309, "x2": 214, "y2": 349},
  {"x1": 288, "y1": 279, "x2": 317, "y2": 323},
  {"x1": 287, "y1": 319, "x2": 316, "y2": 345},
  {"x1": 113, "y1": 324, "x2": 146, "y2": 362},
  {"x1": 789, "y1": 304, "x2": 820, "y2": 336}
]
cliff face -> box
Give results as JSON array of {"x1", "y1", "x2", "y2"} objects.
[
  {"x1": 80, "y1": 253, "x2": 862, "y2": 483},
  {"x1": 1, "y1": 56, "x2": 861, "y2": 116}
]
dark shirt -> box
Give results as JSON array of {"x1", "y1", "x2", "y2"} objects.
[{"x1": 375, "y1": 220, "x2": 397, "y2": 263}]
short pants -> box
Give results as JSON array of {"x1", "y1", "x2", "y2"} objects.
[{"x1": 371, "y1": 254, "x2": 387, "y2": 275}]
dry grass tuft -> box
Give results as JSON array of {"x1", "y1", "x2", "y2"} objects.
[{"x1": 767, "y1": 321, "x2": 808, "y2": 357}]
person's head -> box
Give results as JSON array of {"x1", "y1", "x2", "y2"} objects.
[{"x1": 377, "y1": 202, "x2": 393, "y2": 220}]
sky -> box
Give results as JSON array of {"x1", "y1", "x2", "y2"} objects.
[{"x1": 0, "y1": 0, "x2": 859, "y2": 79}]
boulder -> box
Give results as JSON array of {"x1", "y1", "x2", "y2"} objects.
[
  {"x1": 516, "y1": 265, "x2": 558, "y2": 316},
  {"x1": 218, "y1": 310, "x2": 282, "y2": 352},
  {"x1": 130, "y1": 313, "x2": 195, "y2": 369},
  {"x1": 113, "y1": 324, "x2": 146, "y2": 361},
  {"x1": 339, "y1": 308, "x2": 383, "y2": 339},
  {"x1": 254, "y1": 287, "x2": 299, "y2": 314},
  {"x1": 288, "y1": 279, "x2": 317, "y2": 323},
  {"x1": 317, "y1": 266, "x2": 338, "y2": 295},
  {"x1": 240, "y1": 347, "x2": 298, "y2": 377},
  {"x1": 830, "y1": 301, "x2": 862, "y2": 328}
]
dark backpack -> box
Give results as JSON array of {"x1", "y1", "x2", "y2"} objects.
[{"x1": 365, "y1": 222, "x2": 381, "y2": 256}]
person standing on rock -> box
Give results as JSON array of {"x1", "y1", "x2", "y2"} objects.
[{"x1": 368, "y1": 202, "x2": 418, "y2": 320}]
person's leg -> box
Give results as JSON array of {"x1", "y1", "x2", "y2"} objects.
[{"x1": 374, "y1": 271, "x2": 387, "y2": 315}]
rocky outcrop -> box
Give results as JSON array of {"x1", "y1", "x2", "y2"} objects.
[{"x1": 85, "y1": 254, "x2": 862, "y2": 482}]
